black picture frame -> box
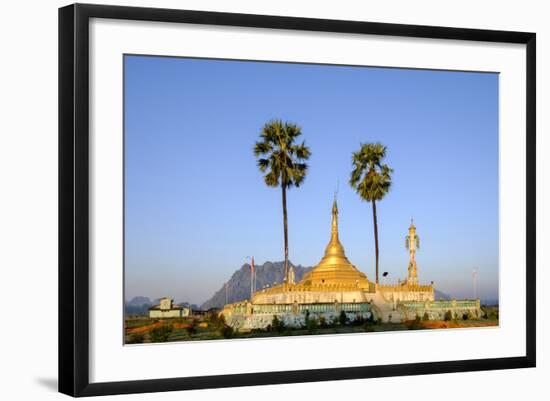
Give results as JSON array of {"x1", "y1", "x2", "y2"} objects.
[{"x1": 59, "y1": 3, "x2": 536, "y2": 397}]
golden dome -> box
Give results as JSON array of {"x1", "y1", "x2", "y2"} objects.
[{"x1": 300, "y1": 198, "x2": 372, "y2": 289}]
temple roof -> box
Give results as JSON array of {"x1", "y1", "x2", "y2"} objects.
[{"x1": 300, "y1": 198, "x2": 372, "y2": 289}]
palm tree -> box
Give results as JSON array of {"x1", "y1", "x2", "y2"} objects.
[
  {"x1": 349, "y1": 143, "x2": 393, "y2": 284},
  {"x1": 254, "y1": 119, "x2": 311, "y2": 284}
]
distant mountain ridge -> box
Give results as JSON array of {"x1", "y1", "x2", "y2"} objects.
[
  {"x1": 200, "y1": 261, "x2": 312, "y2": 310},
  {"x1": 434, "y1": 289, "x2": 451, "y2": 301}
]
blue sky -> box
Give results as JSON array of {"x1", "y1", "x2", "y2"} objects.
[{"x1": 124, "y1": 55, "x2": 499, "y2": 305}]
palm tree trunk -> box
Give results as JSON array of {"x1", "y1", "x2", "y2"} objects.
[
  {"x1": 372, "y1": 199, "x2": 379, "y2": 284},
  {"x1": 281, "y1": 183, "x2": 289, "y2": 284}
]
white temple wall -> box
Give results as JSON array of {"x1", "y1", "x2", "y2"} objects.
[
  {"x1": 252, "y1": 289, "x2": 368, "y2": 305},
  {"x1": 227, "y1": 311, "x2": 373, "y2": 331}
]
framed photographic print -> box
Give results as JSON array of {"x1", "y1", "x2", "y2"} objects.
[{"x1": 58, "y1": 3, "x2": 536, "y2": 397}]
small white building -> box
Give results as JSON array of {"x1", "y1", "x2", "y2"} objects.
[{"x1": 149, "y1": 297, "x2": 190, "y2": 318}]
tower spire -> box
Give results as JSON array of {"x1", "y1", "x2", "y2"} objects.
[
  {"x1": 406, "y1": 220, "x2": 419, "y2": 286},
  {"x1": 300, "y1": 194, "x2": 370, "y2": 289},
  {"x1": 331, "y1": 191, "x2": 339, "y2": 239}
]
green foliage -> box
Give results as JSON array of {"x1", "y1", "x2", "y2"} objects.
[
  {"x1": 126, "y1": 333, "x2": 145, "y2": 344},
  {"x1": 271, "y1": 315, "x2": 286, "y2": 333},
  {"x1": 221, "y1": 325, "x2": 234, "y2": 339},
  {"x1": 366, "y1": 313, "x2": 377, "y2": 325},
  {"x1": 444, "y1": 310, "x2": 453, "y2": 321},
  {"x1": 349, "y1": 142, "x2": 392, "y2": 284},
  {"x1": 422, "y1": 312, "x2": 429, "y2": 321},
  {"x1": 149, "y1": 325, "x2": 173, "y2": 343},
  {"x1": 462, "y1": 312, "x2": 470, "y2": 320},
  {"x1": 254, "y1": 119, "x2": 311, "y2": 282},
  {"x1": 331, "y1": 316, "x2": 340, "y2": 327},
  {"x1": 319, "y1": 316, "x2": 327, "y2": 328},
  {"x1": 305, "y1": 316, "x2": 318, "y2": 333},
  {"x1": 254, "y1": 120, "x2": 311, "y2": 189},
  {"x1": 363, "y1": 313, "x2": 377, "y2": 332},
  {"x1": 349, "y1": 143, "x2": 393, "y2": 203},
  {"x1": 481, "y1": 307, "x2": 499, "y2": 320},
  {"x1": 186, "y1": 320, "x2": 197, "y2": 337},
  {"x1": 339, "y1": 310, "x2": 349, "y2": 326}
]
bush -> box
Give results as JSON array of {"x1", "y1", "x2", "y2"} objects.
[
  {"x1": 444, "y1": 310, "x2": 453, "y2": 321},
  {"x1": 126, "y1": 333, "x2": 145, "y2": 344},
  {"x1": 319, "y1": 316, "x2": 327, "y2": 328},
  {"x1": 303, "y1": 310, "x2": 311, "y2": 329},
  {"x1": 186, "y1": 320, "x2": 197, "y2": 337},
  {"x1": 366, "y1": 313, "x2": 377, "y2": 325},
  {"x1": 221, "y1": 325, "x2": 234, "y2": 339},
  {"x1": 271, "y1": 315, "x2": 286, "y2": 333},
  {"x1": 422, "y1": 312, "x2": 429, "y2": 321},
  {"x1": 462, "y1": 312, "x2": 470, "y2": 320},
  {"x1": 331, "y1": 316, "x2": 340, "y2": 327},
  {"x1": 149, "y1": 325, "x2": 173, "y2": 342},
  {"x1": 306, "y1": 316, "x2": 318, "y2": 333},
  {"x1": 339, "y1": 311, "x2": 349, "y2": 326}
]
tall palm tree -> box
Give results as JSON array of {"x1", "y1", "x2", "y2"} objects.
[
  {"x1": 349, "y1": 143, "x2": 393, "y2": 284},
  {"x1": 254, "y1": 119, "x2": 311, "y2": 284}
]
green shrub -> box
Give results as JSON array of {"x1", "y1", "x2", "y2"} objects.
[
  {"x1": 186, "y1": 320, "x2": 197, "y2": 337},
  {"x1": 444, "y1": 310, "x2": 453, "y2": 321},
  {"x1": 221, "y1": 325, "x2": 234, "y2": 339},
  {"x1": 126, "y1": 333, "x2": 145, "y2": 344},
  {"x1": 423, "y1": 312, "x2": 429, "y2": 321},
  {"x1": 339, "y1": 311, "x2": 349, "y2": 326},
  {"x1": 306, "y1": 317, "x2": 318, "y2": 333},
  {"x1": 319, "y1": 316, "x2": 327, "y2": 328},
  {"x1": 462, "y1": 312, "x2": 469, "y2": 320},
  {"x1": 366, "y1": 313, "x2": 378, "y2": 325},
  {"x1": 149, "y1": 325, "x2": 173, "y2": 342},
  {"x1": 271, "y1": 315, "x2": 286, "y2": 333}
]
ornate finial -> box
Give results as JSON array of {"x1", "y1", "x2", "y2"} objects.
[{"x1": 332, "y1": 182, "x2": 339, "y2": 216}]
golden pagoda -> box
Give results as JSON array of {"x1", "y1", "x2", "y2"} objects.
[
  {"x1": 300, "y1": 198, "x2": 372, "y2": 290},
  {"x1": 221, "y1": 198, "x2": 480, "y2": 330}
]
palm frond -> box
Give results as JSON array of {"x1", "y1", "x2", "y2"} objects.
[{"x1": 349, "y1": 142, "x2": 393, "y2": 202}]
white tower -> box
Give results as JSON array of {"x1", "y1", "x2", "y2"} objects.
[{"x1": 405, "y1": 219, "x2": 420, "y2": 286}]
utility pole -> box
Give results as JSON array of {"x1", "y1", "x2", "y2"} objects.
[
  {"x1": 246, "y1": 256, "x2": 255, "y2": 299},
  {"x1": 251, "y1": 256, "x2": 255, "y2": 298},
  {"x1": 472, "y1": 267, "x2": 478, "y2": 300}
]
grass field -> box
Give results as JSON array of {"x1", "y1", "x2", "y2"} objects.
[{"x1": 124, "y1": 306, "x2": 499, "y2": 344}]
